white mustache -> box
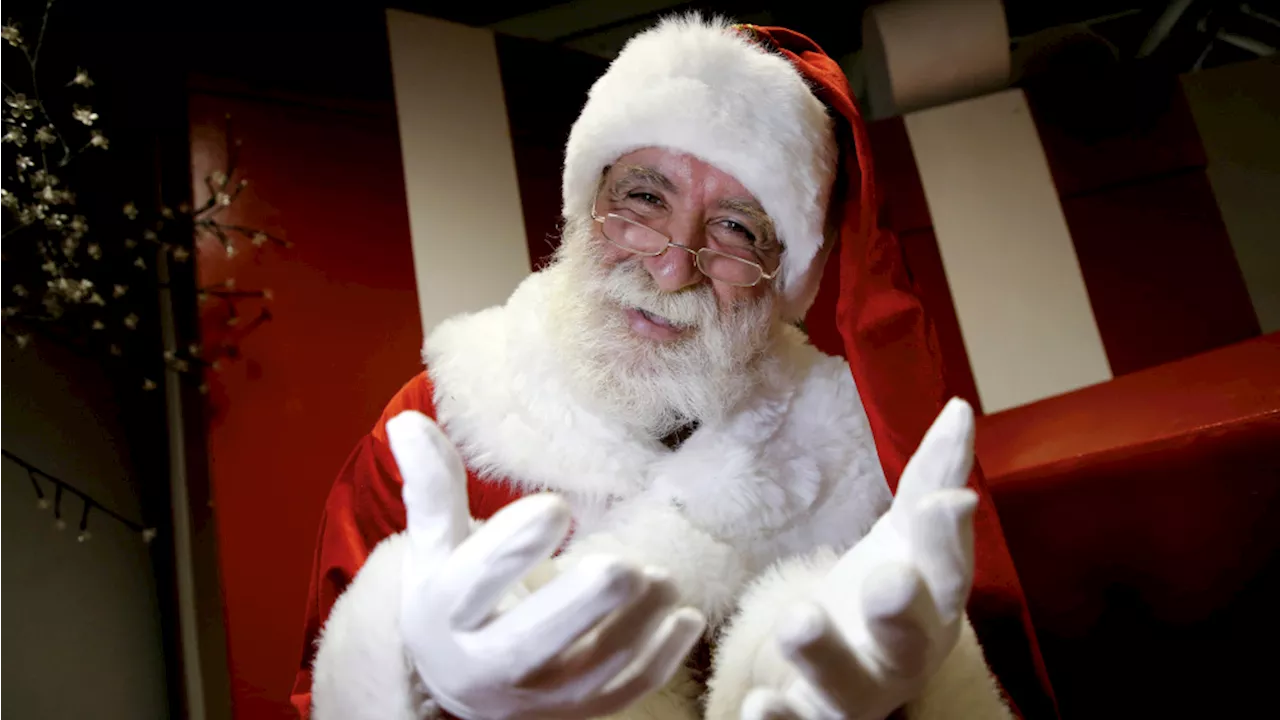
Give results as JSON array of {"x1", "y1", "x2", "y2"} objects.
[{"x1": 597, "y1": 258, "x2": 719, "y2": 330}]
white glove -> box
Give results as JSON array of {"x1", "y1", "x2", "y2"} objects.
[
  {"x1": 386, "y1": 411, "x2": 706, "y2": 720},
  {"x1": 742, "y1": 399, "x2": 980, "y2": 720}
]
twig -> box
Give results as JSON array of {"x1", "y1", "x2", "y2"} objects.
[
  {"x1": 32, "y1": 0, "x2": 53, "y2": 66},
  {"x1": 1, "y1": 448, "x2": 149, "y2": 534}
]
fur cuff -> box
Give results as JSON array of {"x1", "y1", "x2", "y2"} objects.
[
  {"x1": 704, "y1": 548, "x2": 840, "y2": 719},
  {"x1": 557, "y1": 499, "x2": 749, "y2": 625},
  {"x1": 701, "y1": 547, "x2": 1010, "y2": 720},
  {"x1": 311, "y1": 534, "x2": 439, "y2": 720},
  {"x1": 904, "y1": 619, "x2": 1012, "y2": 720}
]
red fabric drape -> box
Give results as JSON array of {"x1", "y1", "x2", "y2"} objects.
[{"x1": 744, "y1": 25, "x2": 1060, "y2": 719}]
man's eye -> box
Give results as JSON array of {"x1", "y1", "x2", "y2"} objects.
[
  {"x1": 628, "y1": 192, "x2": 662, "y2": 206},
  {"x1": 721, "y1": 220, "x2": 756, "y2": 243}
]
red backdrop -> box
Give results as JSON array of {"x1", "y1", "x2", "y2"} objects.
[{"x1": 192, "y1": 92, "x2": 421, "y2": 719}]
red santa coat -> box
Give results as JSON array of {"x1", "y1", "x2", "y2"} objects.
[{"x1": 292, "y1": 269, "x2": 1052, "y2": 720}]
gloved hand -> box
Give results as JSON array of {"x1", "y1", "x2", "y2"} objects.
[
  {"x1": 741, "y1": 399, "x2": 980, "y2": 720},
  {"x1": 385, "y1": 411, "x2": 706, "y2": 720}
]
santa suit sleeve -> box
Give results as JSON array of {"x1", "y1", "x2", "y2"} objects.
[{"x1": 289, "y1": 371, "x2": 522, "y2": 719}]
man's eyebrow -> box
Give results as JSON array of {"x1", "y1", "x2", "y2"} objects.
[
  {"x1": 719, "y1": 197, "x2": 777, "y2": 242},
  {"x1": 611, "y1": 165, "x2": 679, "y2": 194}
]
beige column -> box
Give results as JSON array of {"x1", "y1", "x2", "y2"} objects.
[
  {"x1": 385, "y1": 10, "x2": 531, "y2": 338},
  {"x1": 904, "y1": 89, "x2": 1113, "y2": 412}
]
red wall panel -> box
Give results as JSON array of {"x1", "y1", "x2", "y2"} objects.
[
  {"x1": 1062, "y1": 170, "x2": 1260, "y2": 375},
  {"x1": 192, "y1": 93, "x2": 420, "y2": 720},
  {"x1": 1028, "y1": 78, "x2": 1260, "y2": 374}
]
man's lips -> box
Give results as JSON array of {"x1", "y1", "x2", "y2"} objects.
[
  {"x1": 624, "y1": 307, "x2": 686, "y2": 342},
  {"x1": 637, "y1": 308, "x2": 679, "y2": 329}
]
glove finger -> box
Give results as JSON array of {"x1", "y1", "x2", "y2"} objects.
[
  {"x1": 861, "y1": 562, "x2": 941, "y2": 680},
  {"x1": 470, "y1": 554, "x2": 649, "y2": 682},
  {"x1": 520, "y1": 566, "x2": 682, "y2": 692},
  {"x1": 909, "y1": 488, "x2": 978, "y2": 625},
  {"x1": 893, "y1": 398, "x2": 975, "y2": 518},
  {"x1": 445, "y1": 493, "x2": 573, "y2": 630},
  {"x1": 387, "y1": 412, "x2": 472, "y2": 575},
  {"x1": 573, "y1": 607, "x2": 706, "y2": 717},
  {"x1": 775, "y1": 601, "x2": 873, "y2": 715},
  {"x1": 742, "y1": 688, "x2": 805, "y2": 720}
]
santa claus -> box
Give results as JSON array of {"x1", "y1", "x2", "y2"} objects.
[{"x1": 290, "y1": 15, "x2": 1055, "y2": 720}]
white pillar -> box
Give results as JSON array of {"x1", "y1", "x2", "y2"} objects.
[
  {"x1": 385, "y1": 10, "x2": 531, "y2": 338},
  {"x1": 905, "y1": 89, "x2": 1113, "y2": 412}
]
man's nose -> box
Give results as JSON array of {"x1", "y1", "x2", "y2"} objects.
[{"x1": 642, "y1": 223, "x2": 704, "y2": 292}]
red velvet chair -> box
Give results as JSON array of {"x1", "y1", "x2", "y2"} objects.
[{"x1": 978, "y1": 333, "x2": 1280, "y2": 717}]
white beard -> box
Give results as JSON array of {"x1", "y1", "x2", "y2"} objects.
[{"x1": 545, "y1": 215, "x2": 781, "y2": 437}]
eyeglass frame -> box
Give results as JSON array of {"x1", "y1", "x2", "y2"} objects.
[{"x1": 589, "y1": 200, "x2": 780, "y2": 288}]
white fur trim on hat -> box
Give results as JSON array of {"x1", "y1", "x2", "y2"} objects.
[{"x1": 562, "y1": 15, "x2": 839, "y2": 319}]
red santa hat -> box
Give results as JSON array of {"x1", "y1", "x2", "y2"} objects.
[{"x1": 564, "y1": 15, "x2": 1059, "y2": 718}]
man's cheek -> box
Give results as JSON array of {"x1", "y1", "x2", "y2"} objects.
[
  {"x1": 713, "y1": 284, "x2": 760, "y2": 313},
  {"x1": 596, "y1": 240, "x2": 632, "y2": 268}
]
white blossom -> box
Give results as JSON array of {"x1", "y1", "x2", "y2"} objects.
[
  {"x1": 6, "y1": 93, "x2": 35, "y2": 120},
  {"x1": 3, "y1": 126, "x2": 27, "y2": 146},
  {"x1": 123, "y1": 201, "x2": 138, "y2": 219},
  {"x1": 70, "y1": 68, "x2": 94, "y2": 88},
  {"x1": 28, "y1": 169, "x2": 57, "y2": 188},
  {"x1": 34, "y1": 126, "x2": 56, "y2": 145},
  {"x1": 123, "y1": 313, "x2": 139, "y2": 329},
  {"x1": 89, "y1": 130, "x2": 108, "y2": 149},
  {"x1": 15, "y1": 154, "x2": 34, "y2": 171},
  {"x1": 72, "y1": 105, "x2": 99, "y2": 126},
  {"x1": 2, "y1": 24, "x2": 22, "y2": 47}
]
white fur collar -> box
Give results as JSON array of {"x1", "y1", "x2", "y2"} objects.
[{"x1": 424, "y1": 270, "x2": 890, "y2": 557}]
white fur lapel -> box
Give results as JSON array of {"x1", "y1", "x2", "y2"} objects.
[{"x1": 425, "y1": 269, "x2": 891, "y2": 558}]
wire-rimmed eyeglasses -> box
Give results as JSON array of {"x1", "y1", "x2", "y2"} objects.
[{"x1": 590, "y1": 206, "x2": 779, "y2": 288}]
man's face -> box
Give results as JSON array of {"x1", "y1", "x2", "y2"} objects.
[
  {"x1": 548, "y1": 147, "x2": 783, "y2": 435},
  {"x1": 592, "y1": 147, "x2": 782, "y2": 342}
]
